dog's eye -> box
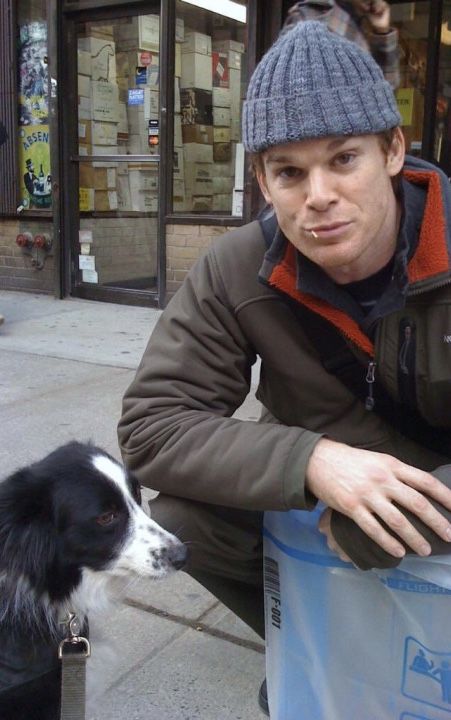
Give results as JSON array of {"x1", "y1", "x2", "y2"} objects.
[{"x1": 96, "y1": 511, "x2": 117, "y2": 526}]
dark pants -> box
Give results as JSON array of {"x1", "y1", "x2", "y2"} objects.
[{"x1": 150, "y1": 494, "x2": 265, "y2": 638}]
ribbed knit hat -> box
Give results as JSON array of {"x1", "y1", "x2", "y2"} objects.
[{"x1": 242, "y1": 21, "x2": 401, "y2": 153}]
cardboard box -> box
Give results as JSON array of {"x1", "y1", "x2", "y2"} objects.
[
  {"x1": 182, "y1": 31, "x2": 212, "y2": 56},
  {"x1": 212, "y1": 193, "x2": 232, "y2": 212},
  {"x1": 182, "y1": 124, "x2": 213, "y2": 144},
  {"x1": 173, "y1": 178, "x2": 185, "y2": 197},
  {"x1": 213, "y1": 106, "x2": 231, "y2": 126},
  {"x1": 131, "y1": 191, "x2": 158, "y2": 212},
  {"x1": 129, "y1": 168, "x2": 158, "y2": 192},
  {"x1": 138, "y1": 15, "x2": 160, "y2": 51},
  {"x1": 78, "y1": 49, "x2": 92, "y2": 77},
  {"x1": 174, "y1": 114, "x2": 183, "y2": 147},
  {"x1": 185, "y1": 177, "x2": 213, "y2": 196},
  {"x1": 78, "y1": 74, "x2": 91, "y2": 98},
  {"x1": 116, "y1": 174, "x2": 132, "y2": 210},
  {"x1": 187, "y1": 194, "x2": 213, "y2": 212},
  {"x1": 212, "y1": 52, "x2": 229, "y2": 89},
  {"x1": 180, "y1": 89, "x2": 213, "y2": 125},
  {"x1": 173, "y1": 147, "x2": 185, "y2": 178},
  {"x1": 176, "y1": 18, "x2": 185, "y2": 43},
  {"x1": 180, "y1": 52, "x2": 213, "y2": 92},
  {"x1": 117, "y1": 102, "x2": 128, "y2": 136},
  {"x1": 78, "y1": 144, "x2": 92, "y2": 156},
  {"x1": 175, "y1": 43, "x2": 181, "y2": 78},
  {"x1": 94, "y1": 190, "x2": 118, "y2": 211},
  {"x1": 78, "y1": 36, "x2": 116, "y2": 82},
  {"x1": 214, "y1": 161, "x2": 233, "y2": 177},
  {"x1": 78, "y1": 120, "x2": 92, "y2": 145},
  {"x1": 79, "y1": 165, "x2": 117, "y2": 189},
  {"x1": 213, "y1": 127, "x2": 231, "y2": 143},
  {"x1": 184, "y1": 162, "x2": 214, "y2": 181},
  {"x1": 91, "y1": 145, "x2": 119, "y2": 168},
  {"x1": 214, "y1": 142, "x2": 232, "y2": 162},
  {"x1": 78, "y1": 95, "x2": 92, "y2": 121},
  {"x1": 212, "y1": 39, "x2": 245, "y2": 54},
  {"x1": 212, "y1": 176, "x2": 233, "y2": 194},
  {"x1": 91, "y1": 81, "x2": 119, "y2": 122},
  {"x1": 92, "y1": 120, "x2": 118, "y2": 145},
  {"x1": 212, "y1": 87, "x2": 231, "y2": 107},
  {"x1": 174, "y1": 78, "x2": 181, "y2": 113},
  {"x1": 183, "y1": 143, "x2": 213, "y2": 164},
  {"x1": 227, "y1": 50, "x2": 242, "y2": 71}
]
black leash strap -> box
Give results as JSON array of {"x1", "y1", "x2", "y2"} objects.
[{"x1": 59, "y1": 614, "x2": 90, "y2": 720}]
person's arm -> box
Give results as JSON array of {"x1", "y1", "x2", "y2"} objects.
[
  {"x1": 354, "y1": 0, "x2": 400, "y2": 89},
  {"x1": 118, "y1": 244, "x2": 321, "y2": 511},
  {"x1": 307, "y1": 439, "x2": 451, "y2": 564}
]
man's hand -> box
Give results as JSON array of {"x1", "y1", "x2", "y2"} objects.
[
  {"x1": 306, "y1": 438, "x2": 451, "y2": 559},
  {"x1": 350, "y1": 0, "x2": 391, "y2": 33}
]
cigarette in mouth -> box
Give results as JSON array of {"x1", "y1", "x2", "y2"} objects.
[{"x1": 310, "y1": 230, "x2": 318, "y2": 239}]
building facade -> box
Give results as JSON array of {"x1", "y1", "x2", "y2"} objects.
[{"x1": 0, "y1": 0, "x2": 450, "y2": 307}]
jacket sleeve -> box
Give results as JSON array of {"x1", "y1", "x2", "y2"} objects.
[
  {"x1": 330, "y1": 465, "x2": 451, "y2": 570},
  {"x1": 117, "y1": 245, "x2": 321, "y2": 511}
]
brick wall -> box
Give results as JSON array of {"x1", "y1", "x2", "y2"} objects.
[
  {"x1": 0, "y1": 218, "x2": 54, "y2": 293},
  {"x1": 166, "y1": 223, "x2": 234, "y2": 301}
]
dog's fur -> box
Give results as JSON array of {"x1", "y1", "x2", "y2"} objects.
[{"x1": 0, "y1": 441, "x2": 187, "y2": 720}]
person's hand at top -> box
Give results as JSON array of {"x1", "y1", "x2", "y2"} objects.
[{"x1": 350, "y1": 0, "x2": 392, "y2": 34}]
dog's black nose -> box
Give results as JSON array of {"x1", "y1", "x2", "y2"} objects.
[{"x1": 170, "y1": 542, "x2": 189, "y2": 570}]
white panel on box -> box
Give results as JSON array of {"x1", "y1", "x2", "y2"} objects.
[
  {"x1": 82, "y1": 269, "x2": 99, "y2": 284},
  {"x1": 139, "y1": 15, "x2": 160, "y2": 51},
  {"x1": 180, "y1": 53, "x2": 213, "y2": 92},
  {"x1": 79, "y1": 255, "x2": 96, "y2": 271},
  {"x1": 92, "y1": 121, "x2": 118, "y2": 145},
  {"x1": 212, "y1": 87, "x2": 231, "y2": 107},
  {"x1": 183, "y1": 143, "x2": 213, "y2": 164},
  {"x1": 212, "y1": 39, "x2": 245, "y2": 54},
  {"x1": 78, "y1": 75, "x2": 91, "y2": 98},
  {"x1": 176, "y1": 18, "x2": 185, "y2": 42},
  {"x1": 182, "y1": 31, "x2": 212, "y2": 55},
  {"x1": 78, "y1": 37, "x2": 116, "y2": 82},
  {"x1": 78, "y1": 49, "x2": 92, "y2": 77},
  {"x1": 91, "y1": 81, "x2": 119, "y2": 122},
  {"x1": 79, "y1": 229, "x2": 93, "y2": 243},
  {"x1": 184, "y1": 162, "x2": 214, "y2": 181}
]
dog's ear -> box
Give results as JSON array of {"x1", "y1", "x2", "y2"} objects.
[
  {"x1": 127, "y1": 471, "x2": 142, "y2": 505},
  {"x1": 0, "y1": 468, "x2": 57, "y2": 585}
]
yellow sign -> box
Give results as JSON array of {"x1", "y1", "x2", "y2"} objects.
[
  {"x1": 18, "y1": 125, "x2": 52, "y2": 209},
  {"x1": 396, "y1": 88, "x2": 414, "y2": 127},
  {"x1": 79, "y1": 187, "x2": 94, "y2": 212}
]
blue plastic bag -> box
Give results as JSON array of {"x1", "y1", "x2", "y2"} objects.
[{"x1": 264, "y1": 507, "x2": 451, "y2": 720}]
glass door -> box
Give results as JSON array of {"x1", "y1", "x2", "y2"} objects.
[{"x1": 71, "y1": 11, "x2": 161, "y2": 302}]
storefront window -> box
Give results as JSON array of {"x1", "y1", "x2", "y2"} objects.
[
  {"x1": 75, "y1": 15, "x2": 160, "y2": 292},
  {"x1": 391, "y1": 3, "x2": 430, "y2": 159},
  {"x1": 17, "y1": 0, "x2": 52, "y2": 211},
  {"x1": 173, "y1": 0, "x2": 247, "y2": 216},
  {"x1": 436, "y1": 0, "x2": 451, "y2": 175}
]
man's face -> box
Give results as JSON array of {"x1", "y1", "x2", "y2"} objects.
[{"x1": 257, "y1": 131, "x2": 405, "y2": 283}]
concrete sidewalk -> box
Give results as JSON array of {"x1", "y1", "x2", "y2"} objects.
[{"x1": 0, "y1": 290, "x2": 265, "y2": 720}]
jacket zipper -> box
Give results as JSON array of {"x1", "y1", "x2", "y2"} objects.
[
  {"x1": 365, "y1": 361, "x2": 376, "y2": 410},
  {"x1": 398, "y1": 317, "x2": 417, "y2": 407}
]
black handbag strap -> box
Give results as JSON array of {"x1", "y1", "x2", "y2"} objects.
[{"x1": 259, "y1": 215, "x2": 451, "y2": 456}]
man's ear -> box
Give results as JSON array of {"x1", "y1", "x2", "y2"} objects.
[
  {"x1": 386, "y1": 127, "x2": 405, "y2": 177},
  {"x1": 256, "y1": 167, "x2": 273, "y2": 205}
]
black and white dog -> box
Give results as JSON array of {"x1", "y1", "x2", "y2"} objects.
[{"x1": 0, "y1": 441, "x2": 187, "y2": 720}]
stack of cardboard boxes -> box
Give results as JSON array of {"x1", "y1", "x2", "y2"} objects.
[
  {"x1": 179, "y1": 30, "x2": 245, "y2": 213},
  {"x1": 77, "y1": 26, "x2": 120, "y2": 212}
]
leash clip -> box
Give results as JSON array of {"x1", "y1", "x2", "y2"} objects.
[{"x1": 58, "y1": 612, "x2": 91, "y2": 659}]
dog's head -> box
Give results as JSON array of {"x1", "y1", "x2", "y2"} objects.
[{"x1": 0, "y1": 442, "x2": 187, "y2": 604}]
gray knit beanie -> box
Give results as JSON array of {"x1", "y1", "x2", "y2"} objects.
[{"x1": 242, "y1": 21, "x2": 401, "y2": 153}]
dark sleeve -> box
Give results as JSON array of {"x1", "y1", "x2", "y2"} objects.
[{"x1": 330, "y1": 464, "x2": 451, "y2": 570}]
